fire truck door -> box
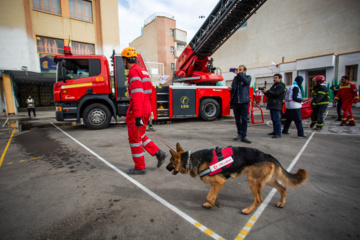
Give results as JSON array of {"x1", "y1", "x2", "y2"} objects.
[{"x1": 172, "y1": 89, "x2": 196, "y2": 118}]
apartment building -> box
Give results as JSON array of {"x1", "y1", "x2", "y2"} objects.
[
  {"x1": 0, "y1": 0, "x2": 120, "y2": 115},
  {"x1": 130, "y1": 13, "x2": 187, "y2": 83},
  {"x1": 212, "y1": 0, "x2": 360, "y2": 99}
]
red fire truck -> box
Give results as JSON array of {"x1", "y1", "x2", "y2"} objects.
[{"x1": 53, "y1": 0, "x2": 267, "y2": 129}]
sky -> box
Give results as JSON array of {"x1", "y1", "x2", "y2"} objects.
[{"x1": 117, "y1": 0, "x2": 219, "y2": 51}]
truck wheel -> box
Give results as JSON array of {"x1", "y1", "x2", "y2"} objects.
[
  {"x1": 200, "y1": 98, "x2": 220, "y2": 121},
  {"x1": 83, "y1": 103, "x2": 111, "y2": 129}
]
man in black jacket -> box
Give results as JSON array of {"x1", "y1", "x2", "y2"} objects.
[
  {"x1": 229, "y1": 65, "x2": 251, "y2": 143},
  {"x1": 262, "y1": 74, "x2": 286, "y2": 138}
]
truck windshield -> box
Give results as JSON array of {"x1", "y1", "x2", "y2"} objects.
[{"x1": 56, "y1": 59, "x2": 90, "y2": 82}]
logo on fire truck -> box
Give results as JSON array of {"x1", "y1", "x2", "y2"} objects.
[{"x1": 180, "y1": 96, "x2": 189, "y2": 108}]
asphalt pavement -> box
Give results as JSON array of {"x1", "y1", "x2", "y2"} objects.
[{"x1": 0, "y1": 106, "x2": 359, "y2": 240}]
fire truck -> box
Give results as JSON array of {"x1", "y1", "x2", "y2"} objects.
[{"x1": 54, "y1": 0, "x2": 267, "y2": 129}]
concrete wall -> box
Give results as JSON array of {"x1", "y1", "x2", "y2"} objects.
[
  {"x1": 130, "y1": 19, "x2": 159, "y2": 63},
  {"x1": 0, "y1": 0, "x2": 38, "y2": 71},
  {"x1": 213, "y1": 0, "x2": 360, "y2": 71}
]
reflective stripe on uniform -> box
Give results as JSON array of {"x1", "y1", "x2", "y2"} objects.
[
  {"x1": 131, "y1": 88, "x2": 144, "y2": 94},
  {"x1": 316, "y1": 101, "x2": 329, "y2": 105},
  {"x1": 317, "y1": 91, "x2": 329, "y2": 95},
  {"x1": 143, "y1": 78, "x2": 151, "y2": 82},
  {"x1": 143, "y1": 139, "x2": 151, "y2": 147},
  {"x1": 340, "y1": 85, "x2": 351, "y2": 89},
  {"x1": 144, "y1": 90, "x2": 152, "y2": 94},
  {"x1": 130, "y1": 77, "x2": 142, "y2": 83},
  {"x1": 141, "y1": 133, "x2": 146, "y2": 138},
  {"x1": 132, "y1": 152, "x2": 144, "y2": 158},
  {"x1": 130, "y1": 142, "x2": 142, "y2": 147}
]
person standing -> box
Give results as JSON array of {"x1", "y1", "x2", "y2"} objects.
[
  {"x1": 282, "y1": 76, "x2": 309, "y2": 138},
  {"x1": 262, "y1": 74, "x2": 286, "y2": 138},
  {"x1": 229, "y1": 65, "x2": 251, "y2": 143},
  {"x1": 331, "y1": 83, "x2": 342, "y2": 121},
  {"x1": 310, "y1": 75, "x2": 330, "y2": 130},
  {"x1": 26, "y1": 95, "x2": 36, "y2": 118},
  {"x1": 121, "y1": 47, "x2": 167, "y2": 175},
  {"x1": 334, "y1": 76, "x2": 359, "y2": 126}
]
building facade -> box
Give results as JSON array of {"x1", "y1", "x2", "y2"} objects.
[
  {"x1": 0, "y1": 0, "x2": 120, "y2": 115},
  {"x1": 130, "y1": 13, "x2": 187, "y2": 84},
  {"x1": 212, "y1": 0, "x2": 360, "y2": 101}
]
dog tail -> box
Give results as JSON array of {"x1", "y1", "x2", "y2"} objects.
[
  {"x1": 276, "y1": 165, "x2": 308, "y2": 187},
  {"x1": 267, "y1": 155, "x2": 308, "y2": 186}
]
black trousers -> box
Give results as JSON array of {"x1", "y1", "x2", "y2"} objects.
[
  {"x1": 232, "y1": 102, "x2": 248, "y2": 138},
  {"x1": 27, "y1": 108, "x2": 36, "y2": 117},
  {"x1": 282, "y1": 109, "x2": 304, "y2": 136}
]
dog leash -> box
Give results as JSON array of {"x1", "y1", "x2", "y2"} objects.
[{"x1": 146, "y1": 126, "x2": 175, "y2": 152}]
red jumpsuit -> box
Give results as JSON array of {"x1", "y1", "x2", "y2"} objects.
[
  {"x1": 126, "y1": 64, "x2": 159, "y2": 170},
  {"x1": 334, "y1": 82, "x2": 359, "y2": 124}
]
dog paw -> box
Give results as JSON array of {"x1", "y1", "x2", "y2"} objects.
[
  {"x1": 276, "y1": 202, "x2": 285, "y2": 208},
  {"x1": 202, "y1": 203, "x2": 212, "y2": 209},
  {"x1": 214, "y1": 199, "x2": 221, "y2": 208},
  {"x1": 241, "y1": 208, "x2": 251, "y2": 215}
]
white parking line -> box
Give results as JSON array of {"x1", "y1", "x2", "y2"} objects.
[
  {"x1": 235, "y1": 131, "x2": 315, "y2": 240},
  {"x1": 50, "y1": 122, "x2": 225, "y2": 240}
]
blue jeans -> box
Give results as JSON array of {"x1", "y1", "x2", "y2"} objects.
[
  {"x1": 232, "y1": 102, "x2": 248, "y2": 138},
  {"x1": 270, "y1": 109, "x2": 281, "y2": 136}
]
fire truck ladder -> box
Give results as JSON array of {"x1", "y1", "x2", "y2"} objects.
[{"x1": 190, "y1": 0, "x2": 267, "y2": 58}]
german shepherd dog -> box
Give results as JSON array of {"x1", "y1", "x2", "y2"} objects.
[{"x1": 166, "y1": 143, "x2": 308, "y2": 214}]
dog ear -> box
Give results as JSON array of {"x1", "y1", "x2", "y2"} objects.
[
  {"x1": 176, "y1": 143, "x2": 184, "y2": 152},
  {"x1": 170, "y1": 149, "x2": 176, "y2": 157}
]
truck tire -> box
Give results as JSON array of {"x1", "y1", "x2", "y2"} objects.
[
  {"x1": 83, "y1": 103, "x2": 111, "y2": 130},
  {"x1": 199, "y1": 98, "x2": 220, "y2": 121}
]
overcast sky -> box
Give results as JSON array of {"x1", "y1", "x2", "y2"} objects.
[{"x1": 117, "y1": 0, "x2": 219, "y2": 50}]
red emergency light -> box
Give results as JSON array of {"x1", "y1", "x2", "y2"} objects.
[{"x1": 64, "y1": 46, "x2": 72, "y2": 56}]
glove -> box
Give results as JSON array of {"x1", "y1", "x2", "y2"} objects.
[{"x1": 135, "y1": 117, "x2": 144, "y2": 127}]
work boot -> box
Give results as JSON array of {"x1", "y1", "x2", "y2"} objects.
[
  {"x1": 315, "y1": 126, "x2": 322, "y2": 130},
  {"x1": 271, "y1": 135, "x2": 281, "y2": 138},
  {"x1": 346, "y1": 123, "x2": 356, "y2": 126},
  {"x1": 268, "y1": 132, "x2": 275, "y2": 135},
  {"x1": 155, "y1": 150, "x2": 167, "y2": 168},
  {"x1": 310, "y1": 123, "x2": 315, "y2": 128},
  {"x1": 233, "y1": 135, "x2": 242, "y2": 141},
  {"x1": 241, "y1": 137, "x2": 251, "y2": 144},
  {"x1": 339, "y1": 122, "x2": 346, "y2": 126},
  {"x1": 128, "y1": 168, "x2": 147, "y2": 175},
  {"x1": 298, "y1": 135, "x2": 308, "y2": 139}
]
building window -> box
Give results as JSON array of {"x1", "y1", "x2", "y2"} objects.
[
  {"x1": 171, "y1": 63, "x2": 175, "y2": 71},
  {"x1": 36, "y1": 36, "x2": 64, "y2": 54},
  {"x1": 285, "y1": 72, "x2": 293, "y2": 86},
  {"x1": 170, "y1": 46, "x2": 175, "y2": 55},
  {"x1": 33, "y1": 0, "x2": 61, "y2": 15},
  {"x1": 346, "y1": 65, "x2": 358, "y2": 82},
  {"x1": 72, "y1": 41, "x2": 95, "y2": 55},
  {"x1": 170, "y1": 29, "x2": 175, "y2": 37},
  {"x1": 69, "y1": 0, "x2": 93, "y2": 22}
]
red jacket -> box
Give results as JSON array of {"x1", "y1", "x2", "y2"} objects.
[
  {"x1": 334, "y1": 82, "x2": 359, "y2": 105},
  {"x1": 127, "y1": 64, "x2": 153, "y2": 118}
]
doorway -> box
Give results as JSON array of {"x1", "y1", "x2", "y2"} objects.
[{"x1": 308, "y1": 70, "x2": 326, "y2": 97}]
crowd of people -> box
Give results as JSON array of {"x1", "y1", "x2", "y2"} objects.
[{"x1": 229, "y1": 64, "x2": 359, "y2": 143}]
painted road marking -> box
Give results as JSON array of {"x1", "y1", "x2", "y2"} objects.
[
  {"x1": 50, "y1": 122, "x2": 225, "y2": 240},
  {"x1": 0, "y1": 129, "x2": 15, "y2": 168},
  {"x1": 235, "y1": 131, "x2": 315, "y2": 239}
]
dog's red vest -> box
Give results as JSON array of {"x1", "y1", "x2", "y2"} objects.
[
  {"x1": 198, "y1": 147, "x2": 234, "y2": 178},
  {"x1": 209, "y1": 147, "x2": 233, "y2": 175}
]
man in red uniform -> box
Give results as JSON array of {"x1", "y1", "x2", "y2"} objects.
[
  {"x1": 334, "y1": 76, "x2": 359, "y2": 126},
  {"x1": 121, "y1": 47, "x2": 167, "y2": 175}
]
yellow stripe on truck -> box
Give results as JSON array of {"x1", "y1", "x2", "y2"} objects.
[{"x1": 61, "y1": 82, "x2": 93, "y2": 89}]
